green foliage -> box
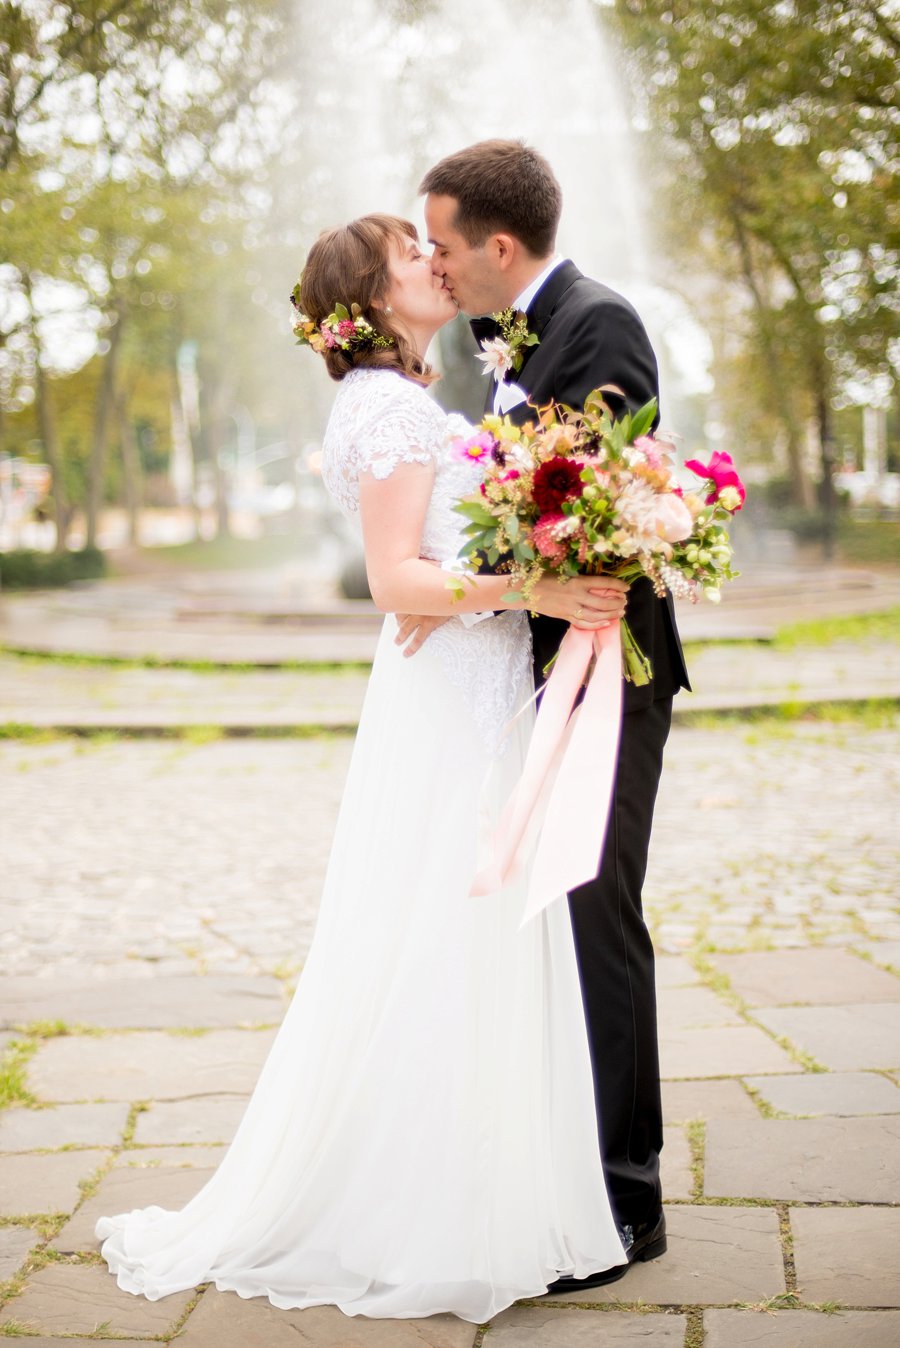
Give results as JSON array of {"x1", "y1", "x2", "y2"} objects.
[
  {"x1": 0, "y1": 547, "x2": 106, "y2": 589},
  {"x1": 610, "y1": 1, "x2": 899, "y2": 501}
]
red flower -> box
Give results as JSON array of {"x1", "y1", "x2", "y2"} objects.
[
  {"x1": 533, "y1": 512, "x2": 569, "y2": 564},
  {"x1": 684, "y1": 451, "x2": 746, "y2": 510},
  {"x1": 533, "y1": 456, "x2": 584, "y2": 513}
]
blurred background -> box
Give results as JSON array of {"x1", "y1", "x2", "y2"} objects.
[{"x1": 0, "y1": 0, "x2": 896, "y2": 598}]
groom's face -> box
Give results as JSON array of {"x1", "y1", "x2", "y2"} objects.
[{"x1": 424, "y1": 194, "x2": 508, "y2": 317}]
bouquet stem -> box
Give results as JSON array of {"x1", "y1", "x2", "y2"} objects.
[{"x1": 621, "y1": 619, "x2": 652, "y2": 686}]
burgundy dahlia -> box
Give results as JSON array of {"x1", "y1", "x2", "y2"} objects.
[{"x1": 533, "y1": 456, "x2": 584, "y2": 513}]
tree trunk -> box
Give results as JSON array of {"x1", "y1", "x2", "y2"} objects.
[
  {"x1": 731, "y1": 216, "x2": 815, "y2": 510},
  {"x1": 117, "y1": 388, "x2": 142, "y2": 547},
  {"x1": 206, "y1": 375, "x2": 231, "y2": 540},
  {"x1": 812, "y1": 354, "x2": 837, "y2": 560},
  {"x1": 86, "y1": 310, "x2": 123, "y2": 550},
  {"x1": 21, "y1": 275, "x2": 69, "y2": 550}
]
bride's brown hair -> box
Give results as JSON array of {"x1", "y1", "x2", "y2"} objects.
[{"x1": 298, "y1": 215, "x2": 438, "y2": 386}]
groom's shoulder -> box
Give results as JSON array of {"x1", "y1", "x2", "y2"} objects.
[{"x1": 566, "y1": 271, "x2": 644, "y2": 324}]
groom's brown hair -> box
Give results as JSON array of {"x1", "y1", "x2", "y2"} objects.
[{"x1": 419, "y1": 139, "x2": 561, "y2": 258}]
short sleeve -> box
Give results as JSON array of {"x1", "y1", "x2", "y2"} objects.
[{"x1": 357, "y1": 385, "x2": 442, "y2": 481}]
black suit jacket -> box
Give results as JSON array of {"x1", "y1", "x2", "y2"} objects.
[{"x1": 488, "y1": 260, "x2": 690, "y2": 712}]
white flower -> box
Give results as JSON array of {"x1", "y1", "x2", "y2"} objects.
[{"x1": 476, "y1": 337, "x2": 514, "y2": 381}]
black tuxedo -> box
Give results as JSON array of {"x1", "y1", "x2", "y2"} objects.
[{"x1": 476, "y1": 260, "x2": 689, "y2": 1227}]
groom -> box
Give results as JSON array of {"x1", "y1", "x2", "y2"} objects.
[{"x1": 405, "y1": 139, "x2": 690, "y2": 1290}]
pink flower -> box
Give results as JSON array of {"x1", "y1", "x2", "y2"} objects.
[
  {"x1": 684, "y1": 451, "x2": 746, "y2": 510},
  {"x1": 452, "y1": 431, "x2": 496, "y2": 464},
  {"x1": 502, "y1": 469, "x2": 521, "y2": 482},
  {"x1": 653, "y1": 492, "x2": 694, "y2": 543},
  {"x1": 533, "y1": 512, "x2": 569, "y2": 564},
  {"x1": 633, "y1": 435, "x2": 665, "y2": 471},
  {"x1": 322, "y1": 328, "x2": 338, "y2": 349},
  {"x1": 337, "y1": 319, "x2": 357, "y2": 338}
]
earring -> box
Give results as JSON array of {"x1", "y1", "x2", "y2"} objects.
[{"x1": 384, "y1": 306, "x2": 393, "y2": 315}]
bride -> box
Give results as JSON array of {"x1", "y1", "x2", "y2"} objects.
[{"x1": 95, "y1": 214, "x2": 629, "y2": 1323}]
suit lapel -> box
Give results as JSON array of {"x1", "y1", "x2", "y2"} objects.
[{"x1": 515, "y1": 259, "x2": 583, "y2": 383}]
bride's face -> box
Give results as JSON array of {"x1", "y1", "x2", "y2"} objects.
[{"x1": 381, "y1": 233, "x2": 457, "y2": 341}]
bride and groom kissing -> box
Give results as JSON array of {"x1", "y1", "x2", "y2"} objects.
[{"x1": 96, "y1": 139, "x2": 690, "y2": 1322}]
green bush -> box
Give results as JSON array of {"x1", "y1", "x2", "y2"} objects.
[{"x1": 0, "y1": 547, "x2": 106, "y2": 589}]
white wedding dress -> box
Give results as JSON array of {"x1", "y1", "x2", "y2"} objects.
[{"x1": 96, "y1": 368, "x2": 625, "y2": 1322}]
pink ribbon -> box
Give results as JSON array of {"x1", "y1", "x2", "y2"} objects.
[{"x1": 470, "y1": 621, "x2": 623, "y2": 924}]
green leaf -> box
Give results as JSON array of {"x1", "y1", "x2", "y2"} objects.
[
  {"x1": 629, "y1": 398, "x2": 658, "y2": 441},
  {"x1": 333, "y1": 302, "x2": 350, "y2": 320},
  {"x1": 504, "y1": 514, "x2": 520, "y2": 542}
]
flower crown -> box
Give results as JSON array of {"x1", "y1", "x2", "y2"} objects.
[{"x1": 289, "y1": 284, "x2": 394, "y2": 356}]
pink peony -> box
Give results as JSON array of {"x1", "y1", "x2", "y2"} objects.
[
  {"x1": 684, "y1": 451, "x2": 746, "y2": 510},
  {"x1": 653, "y1": 491, "x2": 694, "y2": 543}
]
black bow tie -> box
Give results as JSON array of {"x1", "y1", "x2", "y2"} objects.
[{"x1": 469, "y1": 315, "x2": 501, "y2": 345}]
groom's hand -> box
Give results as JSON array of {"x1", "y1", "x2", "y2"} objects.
[
  {"x1": 395, "y1": 613, "x2": 449, "y2": 657},
  {"x1": 531, "y1": 575, "x2": 629, "y2": 629}
]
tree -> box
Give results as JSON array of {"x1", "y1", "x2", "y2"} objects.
[{"x1": 609, "y1": 0, "x2": 899, "y2": 506}]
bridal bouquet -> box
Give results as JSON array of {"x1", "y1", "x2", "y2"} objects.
[{"x1": 449, "y1": 388, "x2": 745, "y2": 684}]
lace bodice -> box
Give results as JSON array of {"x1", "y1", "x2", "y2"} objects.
[{"x1": 321, "y1": 368, "x2": 532, "y2": 752}]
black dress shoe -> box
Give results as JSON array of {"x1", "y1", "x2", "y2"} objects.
[{"x1": 544, "y1": 1211, "x2": 667, "y2": 1295}]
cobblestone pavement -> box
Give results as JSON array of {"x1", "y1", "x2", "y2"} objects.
[
  {"x1": 2, "y1": 722, "x2": 899, "y2": 1344},
  {"x1": 2, "y1": 722, "x2": 898, "y2": 981}
]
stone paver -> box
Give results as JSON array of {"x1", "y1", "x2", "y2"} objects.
[
  {"x1": 132, "y1": 1093, "x2": 248, "y2": 1144},
  {"x1": 28, "y1": 1028, "x2": 277, "y2": 1102},
  {"x1": 176, "y1": 1285, "x2": 477, "y2": 1345},
  {"x1": 3, "y1": 1262, "x2": 195, "y2": 1335},
  {"x1": 0, "y1": 1101, "x2": 129, "y2": 1151},
  {"x1": 659, "y1": 1026, "x2": 796, "y2": 1078},
  {"x1": 115, "y1": 1144, "x2": 227, "y2": 1168},
  {"x1": 705, "y1": 1309, "x2": 900, "y2": 1347},
  {"x1": 660, "y1": 1125, "x2": 693, "y2": 1200},
  {"x1": 792, "y1": 1207, "x2": 900, "y2": 1306},
  {"x1": 657, "y1": 985, "x2": 743, "y2": 1028},
  {"x1": 857, "y1": 940, "x2": 900, "y2": 972},
  {"x1": 0, "y1": 974, "x2": 285, "y2": 1029},
  {"x1": 0, "y1": 1149, "x2": 110, "y2": 1216},
  {"x1": 0, "y1": 1223, "x2": 37, "y2": 1279},
  {"x1": 746, "y1": 1070, "x2": 900, "y2": 1116},
  {"x1": 705, "y1": 1117, "x2": 900, "y2": 1202},
  {"x1": 52, "y1": 1163, "x2": 216, "y2": 1252},
  {"x1": 557, "y1": 1206, "x2": 784, "y2": 1305},
  {"x1": 662, "y1": 1079, "x2": 760, "y2": 1123},
  {"x1": 754, "y1": 1004, "x2": 900, "y2": 1071},
  {"x1": 487, "y1": 1307, "x2": 686, "y2": 1345},
  {"x1": 713, "y1": 949, "x2": 900, "y2": 1006},
  {"x1": 654, "y1": 955, "x2": 701, "y2": 987}
]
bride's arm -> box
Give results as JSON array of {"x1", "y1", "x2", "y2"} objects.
[{"x1": 359, "y1": 461, "x2": 626, "y2": 625}]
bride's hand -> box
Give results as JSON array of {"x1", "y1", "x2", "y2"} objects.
[
  {"x1": 530, "y1": 575, "x2": 629, "y2": 629},
  {"x1": 395, "y1": 613, "x2": 450, "y2": 656}
]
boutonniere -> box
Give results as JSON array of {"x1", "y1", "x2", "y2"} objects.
[{"x1": 476, "y1": 308, "x2": 539, "y2": 383}]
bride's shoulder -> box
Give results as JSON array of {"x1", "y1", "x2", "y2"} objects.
[{"x1": 339, "y1": 368, "x2": 447, "y2": 426}]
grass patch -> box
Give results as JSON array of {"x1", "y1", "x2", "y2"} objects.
[
  {"x1": 774, "y1": 606, "x2": 900, "y2": 648},
  {"x1": 0, "y1": 723, "x2": 357, "y2": 742},
  {"x1": 0, "y1": 647, "x2": 373, "y2": 674},
  {"x1": 133, "y1": 532, "x2": 312, "y2": 572},
  {"x1": 0, "y1": 1041, "x2": 38, "y2": 1112},
  {"x1": 677, "y1": 699, "x2": 898, "y2": 731},
  {"x1": 684, "y1": 1308, "x2": 704, "y2": 1347},
  {"x1": 685, "y1": 1120, "x2": 706, "y2": 1200}
]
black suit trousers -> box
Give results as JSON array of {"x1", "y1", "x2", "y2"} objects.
[{"x1": 566, "y1": 694, "x2": 672, "y2": 1228}]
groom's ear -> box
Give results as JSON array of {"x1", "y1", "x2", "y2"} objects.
[{"x1": 486, "y1": 233, "x2": 519, "y2": 274}]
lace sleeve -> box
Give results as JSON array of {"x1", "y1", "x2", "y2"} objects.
[
  {"x1": 358, "y1": 411, "x2": 437, "y2": 480},
  {"x1": 322, "y1": 370, "x2": 448, "y2": 519}
]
